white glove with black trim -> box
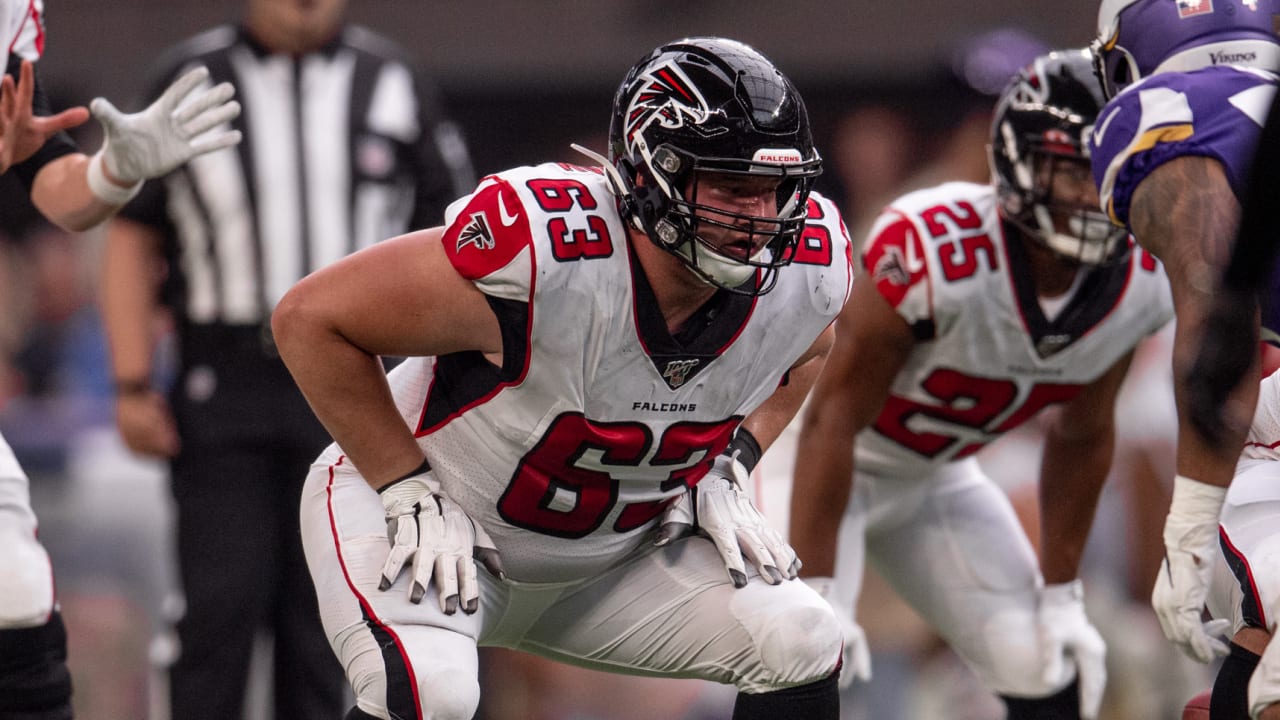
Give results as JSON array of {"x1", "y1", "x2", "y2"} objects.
[
  {"x1": 654, "y1": 452, "x2": 799, "y2": 588},
  {"x1": 89, "y1": 65, "x2": 241, "y2": 196},
  {"x1": 804, "y1": 575, "x2": 871, "y2": 688},
  {"x1": 1152, "y1": 476, "x2": 1231, "y2": 663},
  {"x1": 378, "y1": 462, "x2": 505, "y2": 615},
  {"x1": 1038, "y1": 579, "x2": 1107, "y2": 720}
]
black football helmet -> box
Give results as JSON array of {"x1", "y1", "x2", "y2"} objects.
[
  {"x1": 990, "y1": 48, "x2": 1127, "y2": 265},
  {"x1": 604, "y1": 37, "x2": 822, "y2": 295}
]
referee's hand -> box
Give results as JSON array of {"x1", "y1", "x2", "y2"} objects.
[{"x1": 115, "y1": 388, "x2": 180, "y2": 458}]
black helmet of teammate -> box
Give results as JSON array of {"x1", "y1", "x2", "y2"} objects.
[
  {"x1": 607, "y1": 37, "x2": 823, "y2": 294},
  {"x1": 990, "y1": 48, "x2": 1127, "y2": 265}
]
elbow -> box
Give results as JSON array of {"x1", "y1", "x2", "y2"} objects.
[{"x1": 271, "y1": 284, "x2": 319, "y2": 365}]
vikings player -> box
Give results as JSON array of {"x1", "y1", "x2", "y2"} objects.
[{"x1": 1089, "y1": 0, "x2": 1280, "y2": 713}]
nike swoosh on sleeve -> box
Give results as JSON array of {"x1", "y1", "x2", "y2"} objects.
[{"x1": 497, "y1": 192, "x2": 520, "y2": 226}]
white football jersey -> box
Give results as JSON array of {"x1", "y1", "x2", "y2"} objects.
[
  {"x1": 855, "y1": 181, "x2": 1173, "y2": 479},
  {"x1": 1, "y1": 0, "x2": 44, "y2": 70},
  {"x1": 1244, "y1": 371, "x2": 1280, "y2": 462},
  {"x1": 320, "y1": 162, "x2": 853, "y2": 583}
]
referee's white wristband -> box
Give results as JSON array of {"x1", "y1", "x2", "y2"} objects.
[{"x1": 87, "y1": 151, "x2": 142, "y2": 205}]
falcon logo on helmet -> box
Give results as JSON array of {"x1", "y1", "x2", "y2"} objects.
[
  {"x1": 595, "y1": 37, "x2": 824, "y2": 297},
  {"x1": 623, "y1": 61, "x2": 712, "y2": 156}
]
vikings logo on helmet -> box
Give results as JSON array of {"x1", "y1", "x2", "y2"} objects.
[
  {"x1": 456, "y1": 211, "x2": 496, "y2": 253},
  {"x1": 623, "y1": 60, "x2": 713, "y2": 159}
]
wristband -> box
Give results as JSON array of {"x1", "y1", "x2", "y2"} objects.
[
  {"x1": 87, "y1": 151, "x2": 142, "y2": 205},
  {"x1": 113, "y1": 378, "x2": 152, "y2": 396},
  {"x1": 1041, "y1": 578, "x2": 1084, "y2": 605},
  {"x1": 377, "y1": 458, "x2": 432, "y2": 494},
  {"x1": 726, "y1": 428, "x2": 762, "y2": 473},
  {"x1": 1168, "y1": 474, "x2": 1228, "y2": 524}
]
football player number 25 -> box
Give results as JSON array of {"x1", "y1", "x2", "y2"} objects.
[
  {"x1": 875, "y1": 368, "x2": 1080, "y2": 459},
  {"x1": 497, "y1": 413, "x2": 737, "y2": 538}
]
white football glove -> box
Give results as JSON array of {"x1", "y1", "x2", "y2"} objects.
[
  {"x1": 378, "y1": 464, "x2": 505, "y2": 615},
  {"x1": 1038, "y1": 580, "x2": 1107, "y2": 720},
  {"x1": 89, "y1": 65, "x2": 241, "y2": 192},
  {"x1": 804, "y1": 576, "x2": 871, "y2": 689},
  {"x1": 654, "y1": 453, "x2": 799, "y2": 588},
  {"x1": 1152, "y1": 476, "x2": 1231, "y2": 663}
]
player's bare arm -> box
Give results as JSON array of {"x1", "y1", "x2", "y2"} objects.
[
  {"x1": 1130, "y1": 156, "x2": 1256, "y2": 485},
  {"x1": 789, "y1": 273, "x2": 915, "y2": 576},
  {"x1": 272, "y1": 227, "x2": 502, "y2": 487},
  {"x1": 1129, "y1": 156, "x2": 1239, "y2": 296},
  {"x1": 1038, "y1": 350, "x2": 1132, "y2": 584}
]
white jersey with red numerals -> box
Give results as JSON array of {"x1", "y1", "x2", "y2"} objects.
[
  {"x1": 316, "y1": 161, "x2": 853, "y2": 584},
  {"x1": 855, "y1": 180, "x2": 1173, "y2": 480},
  {"x1": 2, "y1": 0, "x2": 45, "y2": 70}
]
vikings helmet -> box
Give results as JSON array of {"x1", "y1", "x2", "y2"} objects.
[
  {"x1": 1094, "y1": 0, "x2": 1280, "y2": 99},
  {"x1": 605, "y1": 37, "x2": 822, "y2": 295},
  {"x1": 991, "y1": 48, "x2": 1128, "y2": 265}
]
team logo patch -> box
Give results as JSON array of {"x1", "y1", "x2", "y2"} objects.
[
  {"x1": 872, "y1": 246, "x2": 913, "y2": 286},
  {"x1": 624, "y1": 60, "x2": 713, "y2": 157},
  {"x1": 456, "y1": 212, "x2": 496, "y2": 253},
  {"x1": 1176, "y1": 0, "x2": 1213, "y2": 18},
  {"x1": 661, "y1": 358, "x2": 700, "y2": 389}
]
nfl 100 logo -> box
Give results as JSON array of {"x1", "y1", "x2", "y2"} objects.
[{"x1": 1176, "y1": 0, "x2": 1213, "y2": 18}]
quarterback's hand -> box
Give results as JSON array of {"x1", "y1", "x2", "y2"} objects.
[
  {"x1": 1038, "y1": 580, "x2": 1107, "y2": 720},
  {"x1": 1152, "y1": 477, "x2": 1231, "y2": 663},
  {"x1": 378, "y1": 465, "x2": 505, "y2": 614},
  {"x1": 654, "y1": 453, "x2": 798, "y2": 588},
  {"x1": 1, "y1": 60, "x2": 89, "y2": 174},
  {"x1": 90, "y1": 66, "x2": 241, "y2": 186},
  {"x1": 804, "y1": 576, "x2": 871, "y2": 689}
]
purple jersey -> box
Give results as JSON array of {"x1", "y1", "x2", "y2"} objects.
[{"x1": 1089, "y1": 66, "x2": 1278, "y2": 229}]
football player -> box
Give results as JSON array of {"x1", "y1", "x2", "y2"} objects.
[
  {"x1": 1088, "y1": 0, "x2": 1280, "y2": 683},
  {"x1": 1, "y1": 1, "x2": 240, "y2": 717},
  {"x1": 1204, "y1": 369, "x2": 1280, "y2": 720},
  {"x1": 789, "y1": 49, "x2": 1174, "y2": 720},
  {"x1": 272, "y1": 37, "x2": 851, "y2": 720},
  {"x1": 1185, "y1": 56, "x2": 1280, "y2": 720}
]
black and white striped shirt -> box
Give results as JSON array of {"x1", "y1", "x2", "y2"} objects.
[{"x1": 122, "y1": 23, "x2": 474, "y2": 329}]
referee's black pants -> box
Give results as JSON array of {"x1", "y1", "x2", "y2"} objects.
[{"x1": 168, "y1": 413, "x2": 345, "y2": 720}]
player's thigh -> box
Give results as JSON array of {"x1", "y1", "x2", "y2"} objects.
[
  {"x1": 519, "y1": 536, "x2": 841, "y2": 694},
  {"x1": 868, "y1": 462, "x2": 1049, "y2": 695}
]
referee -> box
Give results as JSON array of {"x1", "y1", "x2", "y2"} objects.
[{"x1": 98, "y1": 1, "x2": 474, "y2": 718}]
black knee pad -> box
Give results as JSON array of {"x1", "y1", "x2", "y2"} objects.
[
  {"x1": 1001, "y1": 677, "x2": 1080, "y2": 720},
  {"x1": 0, "y1": 612, "x2": 73, "y2": 720},
  {"x1": 732, "y1": 671, "x2": 839, "y2": 720},
  {"x1": 1211, "y1": 641, "x2": 1261, "y2": 720}
]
